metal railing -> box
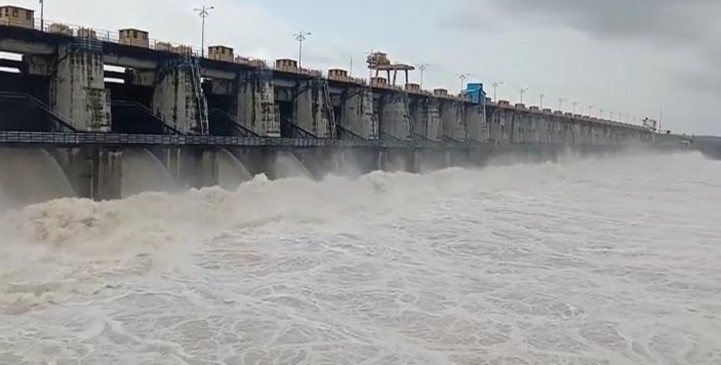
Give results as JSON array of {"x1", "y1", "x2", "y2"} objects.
[
  {"x1": 0, "y1": 91, "x2": 76, "y2": 132},
  {"x1": 0, "y1": 19, "x2": 652, "y2": 135},
  {"x1": 286, "y1": 120, "x2": 319, "y2": 139},
  {"x1": 111, "y1": 100, "x2": 184, "y2": 135},
  {"x1": 0, "y1": 131, "x2": 485, "y2": 149},
  {"x1": 209, "y1": 108, "x2": 260, "y2": 137}
]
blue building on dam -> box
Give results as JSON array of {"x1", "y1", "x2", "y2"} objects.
[{"x1": 0, "y1": 5, "x2": 654, "y2": 201}]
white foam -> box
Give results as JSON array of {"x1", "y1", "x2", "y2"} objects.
[{"x1": 1, "y1": 151, "x2": 720, "y2": 364}]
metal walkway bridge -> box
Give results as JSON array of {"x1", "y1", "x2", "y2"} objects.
[{"x1": 0, "y1": 131, "x2": 490, "y2": 149}]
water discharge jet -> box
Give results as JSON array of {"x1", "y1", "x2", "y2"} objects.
[
  {"x1": 121, "y1": 149, "x2": 176, "y2": 198},
  {"x1": 0, "y1": 148, "x2": 74, "y2": 209},
  {"x1": 217, "y1": 148, "x2": 253, "y2": 190}
]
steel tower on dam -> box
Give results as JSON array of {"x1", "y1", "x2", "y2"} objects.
[{"x1": 0, "y1": 5, "x2": 654, "y2": 200}]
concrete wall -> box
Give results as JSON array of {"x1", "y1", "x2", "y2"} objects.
[
  {"x1": 151, "y1": 59, "x2": 209, "y2": 135},
  {"x1": 340, "y1": 88, "x2": 377, "y2": 140},
  {"x1": 464, "y1": 104, "x2": 487, "y2": 141},
  {"x1": 294, "y1": 79, "x2": 333, "y2": 138},
  {"x1": 56, "y1": 148, "x2": 122, "y2": 200},
  {"x1": 378, "y1": 93, "x2": 411, "y2": 140},
  {"x1": 410, "y1": 97, "x2": 442, "y2": 141},
  {"x1": 486, "y1": 105, "x2": 652, "y2": 146},
  {"x1": 235, "y1": 71, "x2": 280, "y2": 137},
  {"x1": 441, "y1": 100, "x2": 466, "y2": 141},
  {"x1": 50, "y1": 45, "x2": 111, "y2": 132}
]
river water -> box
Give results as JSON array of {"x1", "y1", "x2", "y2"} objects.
[{"x1": 0, "y1": 151, "x2": 719, "y2": 364}]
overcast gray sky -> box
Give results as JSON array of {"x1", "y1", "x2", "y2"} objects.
[{"x1": 8, "y1": 0, "x2": 721, "y2": 135}]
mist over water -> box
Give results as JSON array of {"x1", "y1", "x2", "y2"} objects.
[
  {"x1": 121, "y1": 149, "x2": 177, "y2": 198},
  {"x1": 0, "y1": 148, "x2": 74, "y2": 209},
  {"x1": 275, "y1": 152, "x2": 314, "y2": 179},
  {"x1": 0, "y1": 151, "x2": 720, "y2": 364},
  {"x1": 218, "y1": 149, "x2": 253, "y2": 190}
]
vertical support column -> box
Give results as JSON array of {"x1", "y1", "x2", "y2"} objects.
[
  {"x1": 411, "y1": 97, "x2": 442, "y2": 141},
  {"x1": 444, "y1": 150, "x2": 452, "y2": 168},
  {"x1": 440, "y1": 101, "x2": 466, "y2": 141},
  {"x1": 380, "y1": 149, "x2": 415, "y2": 172},
  {"x1": 94, "y1": 149, "x2": 123, "y2": 200},
  {"x1": 409, "y1": 149, "x2": 422, "y2": 174},
  {"x1": 164, "y1": 148, "x2": 219, "y2": 188},
  {"x1": 50, "y1": 43, "x2": 111, "y2": 131},
  {"x1": 184, "y1": 149, "x2": 219, "y2": 188},
  {"x1": 234, "y1": 148, "x2": 279, "y2": 179},
  {"x1": 378, "y1": 93, "x2": 412, "y2": 140},
  {"x1": 236, "y1": 70, "x2": 280, "y2": 137},
  {"x1": 464, "y1": 104, "x2": 487, "y2": 142},
  {"x1": 151, "y1": 58, "x2": 209, "y2": 134},
  {"x1": 66, "y1": 148, "x2": 123, "y2": 201},
  {"x1": 294, "y1": 79, "x2": 333, "y2": 138},
  {"x1": 340, "y1": 88, "x2": 377, "y2": 140},
  {"x1": 378, "y1": 148, "x2": 389, "y2": 171}
]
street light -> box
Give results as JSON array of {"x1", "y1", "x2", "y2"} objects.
[
  {"x1": 458, "y1": 73, "x2": 472, "y2": 92},
  {"x1": 572, "y1": 101, "x2": 578, "y2": 114},
  {"x1": 39, "y1": 0, "x2": 44, "y2": 31},
  {"x1": 588, "y1": 105, "x2": 594, "y2": 116},
  {"x1": 539, "y1": 93, "x2": 545, "y2": 108},
  {"x1": 194, "y1": 5, "x2": 214, "y2": 58},
  {"x1": 599, "y1": 108, "x2": 604, "y2": 119},
  {"x1": 294, "y1": 30, "x2": 312, "y2": 68},
  {"x1": 519, "y1": 88, "x2": 529, "y2": 104},
  {"x1": 492, "y1": 81, "x2": 503, "y2": 102},
  {"x1": 558, "y1": 98, "x2": 565, "y2": 111},
  {"x1": 417, "y1": 64, "x2": 429, "y2": 89}
]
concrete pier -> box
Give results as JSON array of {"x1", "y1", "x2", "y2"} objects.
[
  {"x1": 53, "y1": 148, "x2": 122, "y2": 200},
  {"x1": 46, "y1": 42, "x2": 111, "y2": 131},
  {"x1": 294, "y1": 79, "x2": 334, "y2": 138},
  {"x1": 440, "y1": 100, "x2": 466, "y2": 141},
  {"x1": 379, "y1": 148, "x2": 420, "y2": 173},
  {"x1": 149, "y1": 58, "x2": 209, "y2": 134},
  {"x1": 410, "y1": 97, "x2": 442, "y2": 141},
  {"x1": 378, "y1": 93, "x2": 412, "y2": 140},
  {"x1": 464, "y1": 104, "x2": 487, "y2": 141},
  {"x1": 165, "y1": 148, "x2": 219, "y2": 189},
  {"x1": 340, "y1": 88, "x2": 377, "y2": 139},
  {"x1": 235, "y1": 70, "x2": 280, "y2": 137}
]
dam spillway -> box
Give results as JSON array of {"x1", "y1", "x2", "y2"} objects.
[{"x1": 0, "y1": 8, "x2": 656, "y2": 202}]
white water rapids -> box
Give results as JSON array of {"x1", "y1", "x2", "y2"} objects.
[{"x1": 0, "y1": 151, "x2": 720, "y2": 364}]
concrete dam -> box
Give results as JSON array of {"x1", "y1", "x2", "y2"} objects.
[{"x1": 0, "y1": 5, "x2": 655, "y2": 202}]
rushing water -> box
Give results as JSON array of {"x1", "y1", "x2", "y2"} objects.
[
  {"x1": 0, "y1": 148, "x2": 74, "y2": 208},
  {"x1": 121, "y1": 149, "x2": 177, "y2": 198},
  {"x1": 0, "y1": 151, "x2": 719, "y2": 364}
]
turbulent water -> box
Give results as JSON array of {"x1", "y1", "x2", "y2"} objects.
[{"x1": 0, "y1": 151, "x2": 720, "y2": 364}]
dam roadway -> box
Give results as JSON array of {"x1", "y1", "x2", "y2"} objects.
[{"x1": 0, "y1": 17, "x2": 655, "y2": 201}]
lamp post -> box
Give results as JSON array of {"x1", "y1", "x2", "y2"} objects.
[
  {"x1": 539, "y1": 93, "x2": 545, "y2": 108},
  {"x1": 458, "y1": 73, "x2": 472, "y2": 92},
  {"x1": 572, "y1": 102, "x2": 578, "y2": 114},
  {"x1": 417, "y1": 64, "x2": 428, "y2": 89},
  {"x1": 294, "y1": 30, "x2": 312, "y2": 68},
  {"x1": 558, "y1": 98, "x2": 565, "y2": 111},
  {"x1": 519, "y1": 88, "x2": 528, "y2": 104},
  {"x1": 39, "y1": 0, "x2": 44, "y2": 31},
  {"x1": 588, "y1": 105, "x2": 594, "y2": 117},
  {"x1": 194, "y1": 5, "x2": 214, "y2": 58},
  {"x1": 492, "y1": 81, "x2": 503, "y2": 102}
]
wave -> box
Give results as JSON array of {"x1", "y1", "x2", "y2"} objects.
[
  {"x1": 0, "y1": 150, "x2": 709, "y2": 252},
  {"x1": 0, "y1": 150, "x2": 718, "y2": 363}
]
